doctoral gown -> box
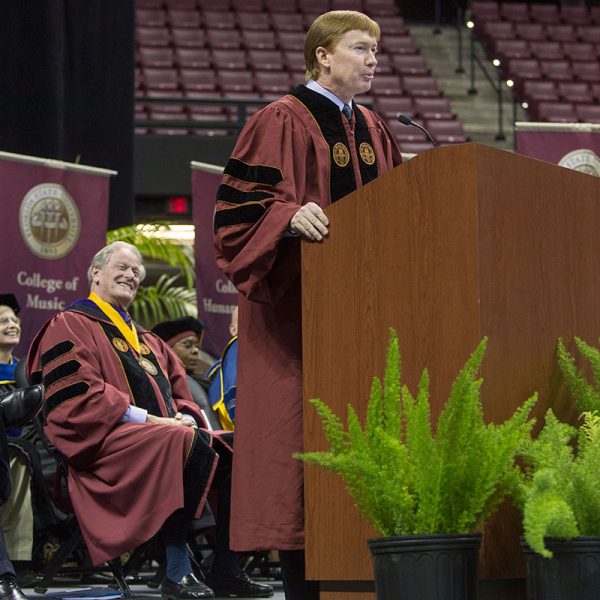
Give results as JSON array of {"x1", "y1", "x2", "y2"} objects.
[
  {"x1": 26, "y1": 301, "x2": 220, "y2": 564},
  {"x1": 214, "y1": 85, "x2": 402, "y2": 551}
]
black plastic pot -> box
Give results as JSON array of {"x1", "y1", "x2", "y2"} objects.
[
  {"x1": 368, "y1": 532, "x2": 482, "y2": 600},
  {"x1": 522, "y1": 536, "x2": 600, "y2": 600}
]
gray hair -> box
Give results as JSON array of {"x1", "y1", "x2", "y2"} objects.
[{"x1": 87, "y1": 241, "x2": 146, "y2": 286}]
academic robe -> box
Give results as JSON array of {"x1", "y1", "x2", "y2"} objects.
[
  {"x1": 214, "y1": 85, "x2": 402, "y2": 551},
  {"x1": 26, "y1": 301, "x2": 221, "y2": 565}
]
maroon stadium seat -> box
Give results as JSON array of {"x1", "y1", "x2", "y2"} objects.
[
  {"x1": 382, "y1": 35, "x2": 417, "y2": 55},
  {"x1": 248, "y1": 49, "x2": 285, "y2": 71},
  {"x1": 529, "y1": 41, "x2": 564, "y2": 60},
  {"x1": 373, "y1": 53, "x2": 393, "y2": 75},
  {"x1": 203, "y1": 10, "x2": 237, "y2": 29},
  {"x1": 276, "y1": 31, "x2": 307, "y2": 51},
  {"x1": 562, "y1": 42, "x2": 597, "y2": 62},
  {"x1": 164, "y1": 0, "x2": 197, "y2": 9},
  {"x1": 501, "y1": 3, "x2": 530, "y2": 23},
  {"x1": 218, "y1": 69, "x2": 256, "y2": 93},
  {"x1": 331, "y1": 0, "x2": 362, "y2": 10},
  {"x1": 377, "y1": 16, "x2": 408, "y2": 36},
  {"x1": 572, "y1": 61, "x2": 600, "y2": 82},
  {"x1": 232, "y1": 0, "x2": 264, "y2": 11},
  {"x1": 362, "y1": 0, "x2": 398, "y2": 17},
  {"x1": 529, "y1": 4, "x2": 560, "y2": 24},
  {"x1": 207, "y1": 29, "x2": 243, "y2": 49},
  {"x1": 138, "y1": 47, "x2": 175, "y2": 68},
  {"x1": 494, "y1": 39, "x2": 531, "y2": 62},
  {"x1": 271, "y1": 13, "x2": 304, "y2": 31},
  {"x1": 370, "y1": 74, "x2": 403, "y2": 96},
  {"x1": 168, "y1": 8, "x2": 201, "y2": 28},
  {"x1": 143, "y1": 67, "x2": 179, "y2": 91},
  {"x1": 136, "y1": 8, "x2": 167, "y2": 27},
  {"x1": 374, "y1": 96, "x2": 415, "y2": 120},
  {"x1": 388, "y1": 120, "x2": 429, "y2": 143},
  {"x1": 471, "y1": 1, "x2": 500, "y2": 22},
  {"x1": 146, "y1": 89, "x2": 185, "y2": 113},
  {"x1": 264, "y1": 0, "x2": 298, "y2": 12},
  {"x1": 535, "y1": 101, "x2": 576, "y2": 122},
  {"x1": 180, "y1": 68, "x2": 218, "y2": 92},
  {"x1": 297, "y1": 0, "x2": 329, "y2": 14},
  {"x1": 391, "y1": 54, "x2": 430, "y2": 75},
  {"x1": 171, "y1": 28, "x2": 207, "y2": 48},
  {"x1": 560, "y1": 5, "x2": 589, "y2": 26},
  {"x1": 577, "y1": 26, "x2": 600, "y2": 44},
  {"x1": 398, "y1": 141, "x2": 436, "y2": 154},
  {"x1": 546, "y1": 24, "x2": 577, "y2": 43},
  {"x1": 238, "y1": 12, "x2": 271, "y2": 31},
  {"x1": 255, "y1": 71, "x2": 292, "y2": 95},
  {"x1": 242, "y1": 30, "x2": 277, "y2": 49},
  {"x1": 198, "y1": 0, "x2": 231, "y2": 9},
  {"x1": 557, "y1": 81, "x2": 594, "y2": 104},
  {"x1": 213, "y1": 49, "x2": 248, "y2": 71},
  {"x1": 576, "y1": 104, "x2": 600, "y2": 123},
  {"x1": 522, "y1": 80, "x2": 559, "y2": 105},
  {"x1": 540, "y1": 60, "x2": 573, "y2": 81},
  {"x1": 514, "y1": 22, "x2": 545, "y2": 41},
  {"x1": 137, "y1": 26, "x2": 171, "y2": 47},
  {"x1": 174, "y1": 48, "x2": 212, "y2": 69},
  {"x1": 413, "y1": 97, "x2": 454, "y2": 120},
  {"x1": 401, "y1": 75, "x2": 440, "y2": 97},
  {"x1": 592, "y1": 7, "x2": 600, "y2": 25},
  {"x1": 425, "y1": 119, "x2": 467, "y2": 144},
  {"x1": 283, "y1": 50, "x2": 306, "y2": 74}
]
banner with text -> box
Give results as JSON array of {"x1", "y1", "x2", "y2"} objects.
[
  {"x1": 0, "y1": 152, "x2": 112, "y2": 356},
  {"x1": 515, "y1": 122, "x2": 600, "y2": 176},
  {"x1": 191, "y1": 162, "x2": 236, "y2": 358}
]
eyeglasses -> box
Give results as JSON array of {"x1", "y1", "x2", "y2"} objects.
[{"x1": 0, "y1": 316, "x2": 20, "y2": 327}]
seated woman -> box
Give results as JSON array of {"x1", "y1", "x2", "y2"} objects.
[{"x1": 0, "y1": 294, "x2": 57, "y2": 581}]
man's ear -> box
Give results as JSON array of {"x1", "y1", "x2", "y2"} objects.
[{"x1": 315, "y1": 46, "x2": 330, "y2": 69}]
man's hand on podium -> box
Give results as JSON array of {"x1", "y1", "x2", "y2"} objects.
[{"x1": 289, "y1": 202, "x2": 329, "y2": 242}]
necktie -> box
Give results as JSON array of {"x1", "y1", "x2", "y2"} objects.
[{"x1": 342, "y1": 103, "x2": 352, "y2": 122}]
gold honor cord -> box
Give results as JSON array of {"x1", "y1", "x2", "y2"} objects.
[{"x1": 88, "y1": 292, "x2": 141, "y2": 355}]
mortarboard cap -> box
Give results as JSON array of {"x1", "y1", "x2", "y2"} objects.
[{"x1": 152, "y1": 316, "x2": 204, "y2": 346}]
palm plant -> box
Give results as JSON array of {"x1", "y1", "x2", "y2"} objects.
[{"x1": 107, "y1": 223, "x2": 196, "y2": 327}]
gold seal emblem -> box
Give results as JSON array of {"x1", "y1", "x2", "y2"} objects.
[
  {"x1": 112, "y1": 337, "x2": 129, "y2": 352},
  {"x1": 139, "y1": 343, "x2": 152, "y2": 356},
  {"x1": 359, "y1": 142, "x2": 376, "y2": 165},
  {"x1": 19, "y1": 183, "x2": 81, "y2": 260},
  {"x1": 558, "y1": 149, "x2": 600, "y2": 177},
  {"x1": 332, "y1": 142, "x2": 350, "y2": 167},
  {"x1": 139, "y1": 357, "x2": 158, "y2": 376}
]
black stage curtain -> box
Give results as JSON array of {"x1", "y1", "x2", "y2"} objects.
[{"x1": 0, "y1": 0, "x2": 135, "y2": 228}]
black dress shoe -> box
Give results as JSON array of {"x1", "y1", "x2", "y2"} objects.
[
  {"x1": 0, "y1": 385, "x2": 45, "y2": 430},
  {"x1": 0, "y1": 575, "x2": 28, "y2": 600},
  {"x1": 161, "y1": 573, "x2": 215, "y2": 600},
  {"x1": 205, "y1": 571, "x2": 274, "y2": 598}
]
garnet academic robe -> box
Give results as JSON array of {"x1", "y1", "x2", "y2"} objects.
[
  {"x1": 26, "y1": 302, "x2": 220, "y2": 565},
  {"x1": 214, "y1": 85, "x2": 402, "y2": 551}
]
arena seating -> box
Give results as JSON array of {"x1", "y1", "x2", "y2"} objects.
[
  {"x1": 471, "y1": 1, "x2": 600, "y2": 123},
  {"x1": 135, "y1": 0, "x2": 467, "y2": 152}
]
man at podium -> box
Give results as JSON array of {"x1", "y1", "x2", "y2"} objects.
[{"x1": 214, "y1": 10, "x2": 402, "y2": 599}]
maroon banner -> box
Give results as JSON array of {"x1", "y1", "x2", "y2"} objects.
[
  {"x1": 0, "y1": 152, "x2": 111, "y2": 356},
  {"x1": 515, "y1": 123, "x2": 600, "y2": 176},
  {"x1": 191, "y1": 163, "x2": 236, "y2": 358}
]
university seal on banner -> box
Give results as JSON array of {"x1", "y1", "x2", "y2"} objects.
[
  {"x1": 19, "y1": 183, "x2": 81, "y2": 259},
  {"x1": 558, "y1": 149, "x2": 600, "y2": 177},
  {"x1": 332, "y1": 142, "x2": 350, "y2": 167}
]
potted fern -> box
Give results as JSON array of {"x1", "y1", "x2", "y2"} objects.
[
  {"x1": 514, "y1": 337, "x2": 600, "y2": 599},
  {"x1": 296, "y1": 330, "x2": 537, "y2": 600},
  {"x1": 516, "y1": 409, "x2": 600, "y2": 600}
]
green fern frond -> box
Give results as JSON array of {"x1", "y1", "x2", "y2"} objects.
[
  {"x1": 557, "y1": 338, "x2": 600, "y2": 413},
  {"x1": 296, "y1": 330, "x2": 536, "y2": 537}
]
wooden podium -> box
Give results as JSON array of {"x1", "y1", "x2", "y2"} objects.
[{"x1": 301, "y1": 143, "x2": 600, "y2": 600}]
